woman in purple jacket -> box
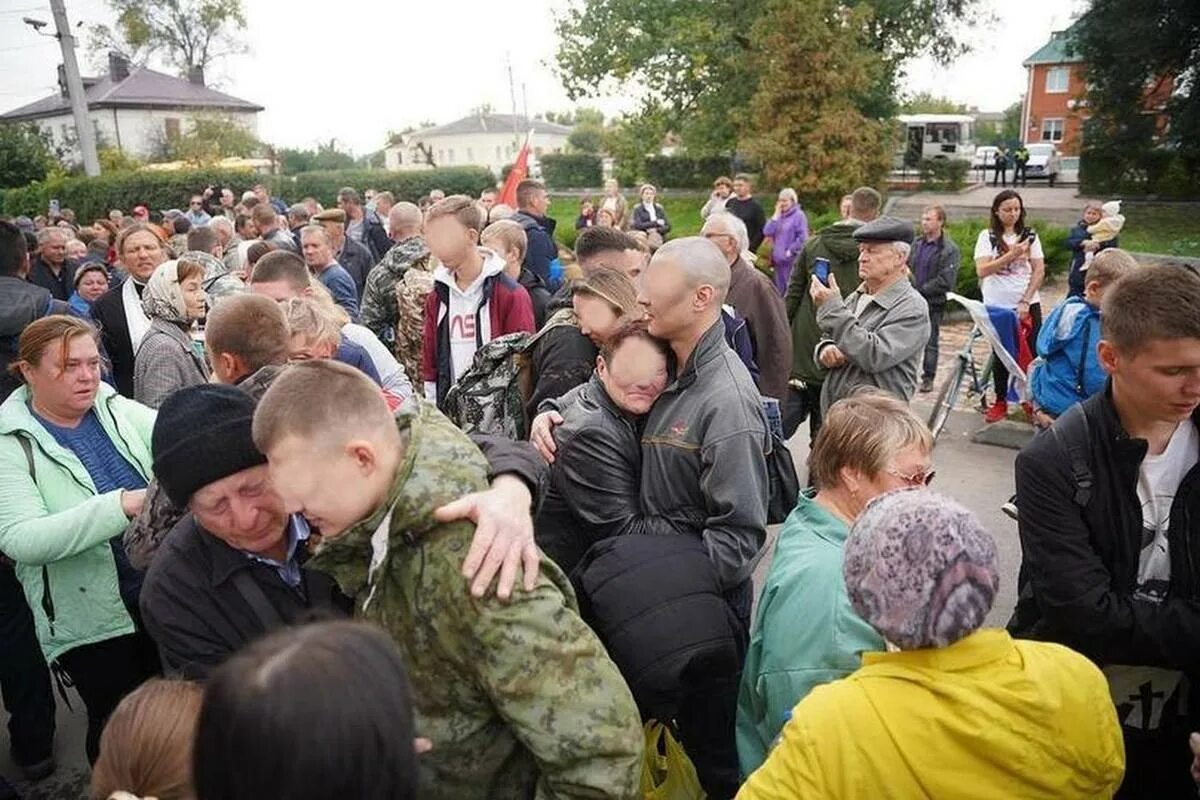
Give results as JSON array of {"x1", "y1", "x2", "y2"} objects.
[{"x1": 763, "y1": 188, "x2": 809, "y2": 296}]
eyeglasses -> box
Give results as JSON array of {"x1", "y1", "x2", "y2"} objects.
[{"x1": 885, "y1": 466, "x2": 936, "y2": 486}]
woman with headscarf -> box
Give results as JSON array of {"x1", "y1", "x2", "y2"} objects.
[
  {"x1": 132, "y1": 257, "x2": 209, "y2": 408},
  {"x1": 738, "y1": 490, "x2": 1126, "y2": 800}
]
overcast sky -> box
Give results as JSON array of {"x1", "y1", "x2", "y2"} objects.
[{"x1": 0, "y1": 0, "x2": 1086, "y2": 155}]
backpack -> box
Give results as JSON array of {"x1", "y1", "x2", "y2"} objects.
[
  {"x1": 392, "y1": 255, "x2": 435, "y2": 389},
  {"x1": 443, "y1": 308, "x2": 577, "y2": 440}
]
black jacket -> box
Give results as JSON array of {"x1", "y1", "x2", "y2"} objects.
[
  {"x1": 906, "y1": 233, "x2": 961, "y2": 308},
  {"x1": 1012, "y1": 386, "x2": 1200, "y2": 675},
  {"x1": 527, "y1": 289, "x2": 596, "y2": 422},
  {"x1": 536, "y1": 375, "x2": 683, "y2": 575},
  {"x1": 92, "y1": 281, "x2": 141, "y2": 397},
  {"x1": 630, "y1": 203, "x2": 671, "y2": 237},
  {"x1": 360, "y1": 210, "x2": 392, "y2": 263},
  {"x1": 1, "y1": 277, "x2": 72, "y2": 400},
  {"x1": 338, "y1": 236, "x2": 375, "y2": 299},
  {"x1": 28, "y1": 256, "x2": 79, "y2": 301},
  {"x1": 571, "y1": 533, "x2": 744, "y2": 720},
  {"x1": 725, "y1": 196, "x2": 767, "y2": 253},
  {"x1": 511, "y1": 211, "x2": 559, "y2": 288},
  {"x1": 519, "y1": 267, "x2": 552, "y2": 329},
  {"x1": 139, "y1": 514, "x2": 352, "y2": 678}
]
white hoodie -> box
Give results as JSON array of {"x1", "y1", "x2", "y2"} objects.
[{"x1": 424, "y1": 247, "x2": 507, "y2": 402}]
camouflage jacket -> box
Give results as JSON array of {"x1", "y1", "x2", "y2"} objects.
[
  {"x1": 360, "y1": 236, "x2": 430, "y2": 344},
  {"x1": 308, "y1": 399, "x2": 642, "y2": 800},
  {"x1": 181, "y1": 250, "x2": 246, "y2": 307}
]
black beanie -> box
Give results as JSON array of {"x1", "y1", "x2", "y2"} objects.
[{"x1": 152, "y1": 383, "x2": 267, "y2": 507}]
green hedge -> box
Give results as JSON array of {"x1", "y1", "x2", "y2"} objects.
[
  {"x1": 918, "y1": 158, "x2": 970, "y2": 191},
  {"x1": 1, "y1": 166, "x2": 494, "y2": 222},
  {"x1": 644, "y1": 156, "x2": 733, "y2": 189},
  {"x1": 539, "y1": 154, "x2": 603, "y2": 189},
  {"x1": 1079, "y1": 151, "x2": 1199, "y2": 199},
  {"x1": 270, "y1": 167, "x2": 493, "y2": 206}
]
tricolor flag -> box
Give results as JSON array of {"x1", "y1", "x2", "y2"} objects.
[{"x1": 947, "y1": 292, "x2": 1031, "y2": 402}]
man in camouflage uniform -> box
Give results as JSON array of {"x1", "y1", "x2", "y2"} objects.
[
  {"x1": 253, "y1": 360, "x2": 643, "y2": 800},
  {"x1": 360, "y1": 202, "x2": 430, "y2": 343}
]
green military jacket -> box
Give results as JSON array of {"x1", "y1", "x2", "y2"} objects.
[{"x1": 309, "y1": 399, "x2": 643, "y2": 800}]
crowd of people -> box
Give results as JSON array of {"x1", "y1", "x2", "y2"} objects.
[{"x1": 0, "y1": 171, "x2": 1196, "y2": 800}]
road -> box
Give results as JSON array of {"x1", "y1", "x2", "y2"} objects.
[{"x1": 1, "y1": 402, "x2": 1024, "y2": 799}]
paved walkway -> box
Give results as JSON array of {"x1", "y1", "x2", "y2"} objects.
[{"x1": 889, "y1": 184, "x2": 1101, "y2": 227}]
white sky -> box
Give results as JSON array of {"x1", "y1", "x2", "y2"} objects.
[{"x1": 0, "y1": 0, "x2": 1086, "y2": 155}]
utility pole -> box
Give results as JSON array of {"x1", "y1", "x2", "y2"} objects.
[{"x1": 49, "y1": 0, "x2": 100, "y2": 175}]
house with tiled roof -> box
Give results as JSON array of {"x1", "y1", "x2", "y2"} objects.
[
  {"x1": 0, "y1": 52, "x2": 263, "y2": 163},
  {"x1": 384, "y1": 113, "x2": 572, "y2": 175},
  {"x1": 1020, "y1": 23, "x2": 1171, "y2": 156}
]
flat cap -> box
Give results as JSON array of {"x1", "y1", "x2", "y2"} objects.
[
  {"x1": 852, "y1": 215, "x2": 914, "y2": 245},
  {"x1": 312, "y1": 208, "x2": 346, "y2": 224}
]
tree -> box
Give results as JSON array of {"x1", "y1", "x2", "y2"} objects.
[
  {"x1": 742, "y1": 0, "x2": 891, "y2": 204},
  {"x1": 160, "y1": 114, "x2": 262, "y2": 165},
  {"x1": 566, "y1": 107, "x2": 606, "y2": 154},
  {"x1": 1071, "y1": 0, "x2": 1200, "y2": 192},
  {"x1": 899, "y1": 92, "x2": 968, "y2": 114},
  {"x1": 88, "y1": 0, "x2": 246, "y2": 75},
  {"x1": 0, "y1": 124, "x2": 57, "y2": 189},
  {"x1": 277, "y1": 140, "x2": 356, "y2": 174},
  {"x1": 555, "y1": 0, "x2": 981, "y2": 156},
  {"x1": 999, "y1": 100, "x2": 1022, "y2": 145}
]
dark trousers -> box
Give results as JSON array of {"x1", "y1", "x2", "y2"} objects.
[
  {"x1": 1116, "y1": 722, "x2": 1197, "y2": 799},
  {"x1": 923, "y1": 305, "x2": 945, "y2": 381},
  {"x1": 675, "y1": 580, "x2": 752, "y2": 800},
  {"x1": 782, "y1": 384, "x2": 824, "y2": 443},
  {"x1": 992, "y1": 164, "x2": 1007, "y2": 186},
  {"x1": 992, "y1": 303, "x2": 1042, "y2": 401},
  {"x1": 0, "y1": 564, "x2": 55, "y2": 767},
  {"x1": 1014, "y1": 163, "x2": 1028, "y2": 186},
  {"x1": 56, "y1": 631, "x2": 160, "y2": 764}
]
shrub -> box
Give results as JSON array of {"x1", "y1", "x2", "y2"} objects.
[
  {"x1": 1, "y1": 166, "x2": 495, "y2": 221},
  {"x1": 918, "y1": 158, "x2": 969, "y2": 191},
  {"x1": 1080, "y1": 150, "x2": 1199, "y2": 199},
  {"x1": 539, "y1": 154, "x2": 602, "y2": 188},
  {"x1": 643, "y1": 155, "x2": 734, "y2": 189}
]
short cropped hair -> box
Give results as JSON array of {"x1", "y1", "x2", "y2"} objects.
[
  {"x1": 1086, "y1": 248, "x2": 1139, "y2": 289},
  {"x1": 37, "y1": 227, "x2": 67, "y2": 245},
  {"x1": 733, "y1": 173, "x2": 752, "y2": 185},
  {"x1": 375, "y1": 191, "x2": 394, "y2": 205},
  {"x1": 850, "y1": 187, "x2": 883, "y2": 220},
  {"x1": 0, "y1": 220, "x2": 27, "y2": 276},
  {"x1": 187, "y1": 225, "x2": 219, "y2": 253},
  {"x1": 336, "y1": 187, "x2": 361, "y2": 206},
  {"x1": 480, "y1": 220, "x2": 527, "y2": 262},
  {"x1": 253, "y1": 359, "x2": 393, "y2": 455},
  {"x1": 389, "y1": 202, "x2": 422, "y2": 236},
  {"x1": 425, "y1": 195, "x2": 484, "y2": 233},
  {"x1": 808, "y1": 389, "x2": 933, "y2": 490},
  {"x1": 116, "y1": 223, "x2": 165, "y2": 256},
  {"x1": 251, "y1": 204, "x2": 278, "y2": 227},
  {"x1": 1102, "y1": 263, "x2": 1200, "y2": 353},
  {"x1": 205, "y1": 293, "x2": 290, "y2": 373},
  {"x1": 287, "y1": 204, "x2": 310, "y2": 226},
  {"x1": 250, "y1": 250, "x2": 311, "y2": 290},
  {"x1": 923, "y1": 204, "x2": 946, "y2": 223},
  {"x1": 575, "y1": 226, "x2": 639, "y2": 264},
  {"x1": 515, "y1": 179, "x2": 545, "y2": 210}
]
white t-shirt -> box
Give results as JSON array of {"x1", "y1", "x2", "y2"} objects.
[
  {"x1": 642, "y1": 202, "x2": 659, "y2": 223},
  {"x1": 1103, "y1": 420, "x2": 1199, "y2": 731},
  {"x1": 974, "y1": 229, "x2": 1044, "y2": 309}
]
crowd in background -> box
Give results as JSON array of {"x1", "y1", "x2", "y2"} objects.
[{"x1": 0, "y1": 168, "x2": 1195, "y2": 800}]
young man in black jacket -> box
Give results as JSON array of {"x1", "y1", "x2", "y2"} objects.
[{"x1": 1012, "y1": 264, "x2": 1200, "y2": 799}]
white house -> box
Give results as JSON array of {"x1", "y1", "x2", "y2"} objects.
[
  {"x1": 385, "y1": 113, "x2": 572, "y2": 176},
  {"x1": 0, "y1": 52, "x2": 263, "y2": 163}
]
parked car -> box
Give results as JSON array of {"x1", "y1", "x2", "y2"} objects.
[
  {"x1": 1024, "y1": 143, "x2": 1062, "y2": 186},
  {"x1": 972, "y1": 146, "x2": 999, "y2": 170}
]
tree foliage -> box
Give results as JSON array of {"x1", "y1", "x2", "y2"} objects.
[
  {"x1": 0, "y1": 123, "x2": 57, "y2": 190},
  {"x1": 158, "y1": 114, "x2": 262, "y2": 165},
  {"x1": 88, "y1": 0, "x2": 247, "y2": 75},
  {"x1": 741, "y1": 0, "x2": 891, "y2": 204},
  {"x1": 277, "y1": 141, "x2": 357, "y2": 174},
  {"x1": 899, "y1": 92, "x2": 968, "y2": 114},
  {"x1": 555, "y1": 0, "x2": 980, "y2": 161},
  {"x1": 1071, "y1": 0, "x2": 1200, "y2": 194}
]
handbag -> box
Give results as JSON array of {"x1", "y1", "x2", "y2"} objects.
[
  {"x1": 765, "y1": 430, "x2": 800, "y2": 525},
  {"x1": 640, "y1": 721, "x2": 705, "y2": 800}
]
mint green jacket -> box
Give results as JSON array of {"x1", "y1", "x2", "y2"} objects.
[
  {"x1": 736, "y1": 492, "x2": 885, "y2": 776},
  {"x1": 0, "y1": 383, "x2": 155, "y2": 662}
]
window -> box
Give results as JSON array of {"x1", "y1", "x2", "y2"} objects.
[
  {"x1": 447, "y1": 148, "x2": 455, "y2": 163},
  {"x1": 466, "y1": 147, "x2": 473, "y2": 161},
  {"x1": 164, "y1": 117, "x2": 181, "y2": 140},
  {"x1": 1045, "y1": 67, "x2": 1069, "y2": 94},
  {"x1": 1041, "y1": 118, "x2": 1064, "y2": 142},
  {"x1": 495, "y1": 145, "x2": 502, "y2": 160}
]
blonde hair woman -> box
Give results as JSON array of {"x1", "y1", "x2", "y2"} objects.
[{"x1": 571, "y1": 268, "x2": 641, "y2": 346}]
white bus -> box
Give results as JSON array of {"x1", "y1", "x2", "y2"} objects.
[{"x1": 895, "y1": 114, "x2": 977, "y2": 166}]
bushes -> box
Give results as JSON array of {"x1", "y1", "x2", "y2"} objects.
[
  {"x1": 539, "y1": 154, "x2": 602, "y2": 188},
  {"x1": 918, "y1": 158, "x2": 969, "y2": 191},
  {"x1": 945, "y1": 218, "x2": 1070, "y2": 299},
  {"x1": 643, "y1": 156, "x2": 733, "y2": 189},
  {"x1": 1, "y1": 166, "x2": 495, "y2": 222},
  {"x1": 271, "y1": 167, "x2": 493, "y2": 206},
  {"x1": 1080, "y1": 150, "x2": 1199, "y2": 199}
]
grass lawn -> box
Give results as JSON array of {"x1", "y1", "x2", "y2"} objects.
[{"x1": 1113, "y1": 204, "x2": 1200, "y2": 258}]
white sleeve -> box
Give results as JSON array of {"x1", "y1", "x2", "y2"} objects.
[
  {"x1": 973, "y1": 229, "x2": 994, "y2": 261},
  {"x1": 1030, "y1": 233, "x2": 1045, "y2": 261}
]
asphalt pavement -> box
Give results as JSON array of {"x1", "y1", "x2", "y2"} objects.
[{"x1": 2, "y1": 400, "x2": 1024, "y2": 799}]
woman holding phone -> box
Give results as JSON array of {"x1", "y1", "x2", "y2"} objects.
[{"x1": 974, "y1": 189, "x2": 1045, "y2": 423}]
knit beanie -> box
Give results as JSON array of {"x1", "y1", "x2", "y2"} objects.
[
  {"x1": 842, "y1": 488, "x2": 999, "y2": 651},
  {"x1": 152, "y1": 384, "x2": 266, "y2": 507}
]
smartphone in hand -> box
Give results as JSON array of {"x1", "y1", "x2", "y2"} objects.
[{"x1": 813, "y1": 257, "x2": 831, "y2": 286}]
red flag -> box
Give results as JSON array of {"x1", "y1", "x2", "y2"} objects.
[{"x1": 497, "y1": 133, "x2": 531, "y2": 208}]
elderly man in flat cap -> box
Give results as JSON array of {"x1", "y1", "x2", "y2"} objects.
[
  {"x1": 312, "y1": 207, "x2": 375, "y2": 298},
  {"x1": 808, "y1": 216, "x2": 930, "y2": 413}
]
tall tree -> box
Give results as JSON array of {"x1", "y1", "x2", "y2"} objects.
[
  {"x1": 1071, "y1": 0, "x2": 1199, "y2": 191},
  {"x1": 899, "y1": 92, "x2": 968, "y2": 114},
  {"x1": 0, "y1": 124, "x2": 57, "y2": 189},
  {"x1": 157, "y1": 114, "x2": 261, "y2": 165},
  {"x1": 743, "y1": 0, "x2": 891, "y2": 203},
  {"x1": 89, "y1": 0, "x2": 246, "y2": 76}
]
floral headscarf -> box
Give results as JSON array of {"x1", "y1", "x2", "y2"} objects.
[{"x1": 142, "y1": 259, "x2": 191, "y2": 325}]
